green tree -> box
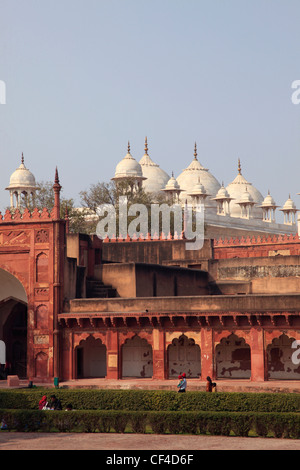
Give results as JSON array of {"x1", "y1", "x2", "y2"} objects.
[{"x1": 26, "y1": 181, "x2": 92, "y2": 234}]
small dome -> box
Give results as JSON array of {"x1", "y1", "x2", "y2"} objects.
[
  {"x1": 261, "y1": 191, "x2": 276, "y2": 207},
  {"x1": 164, "y1": 173, "x2": 181, "y2": 191},
  {"x1": 282, "y1": 195, "x2": 296, "y2": 211},
  {"x1": 139, "y1": 138, "x2": 170, "y2": 193},
  {"x1": 214, "y1": 183, "x2": 230, "y2": 200},
  {"x1": 176, "y1": 143, "x2": 221, "y2": 205},
  {"x1": 112, "y1": 143, "x2": 144, "y2": 180},
  {"x1": 239, "y1": 187, "x2": 254, "y2": 204},
  {"x1": 6, "y1": 154, "x2": 37, "y2": 190},
  {"x1": 188, "y1": 178, "x2": 207, "y2": 196},
  {"x1": 226, "y1": 160, "x2": 263, "y2": 218}
]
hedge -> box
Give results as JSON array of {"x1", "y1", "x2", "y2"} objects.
[
  {"x1": 0, "y1": 389, "x2": 299, "y2": 413},
  {"x1": 1, "y1": 409, "x2": 300, "y2": 438}
]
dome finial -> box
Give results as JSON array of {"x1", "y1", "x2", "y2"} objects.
[
  {"x1": 238, "y1": 158, "x2": 242, "y2": 175},
  {"x1": 194, "y1": 142, "x2": 197, "y2": 160},
  {"x1": 21, "y1": 153, "x2": 24, "y2": 165},
  {"x1": 128, "y1": 141, "x2": 131, "y2": 154},
  {"x1": 144, "y1": 137, "x2": 148, "y2": 155}
]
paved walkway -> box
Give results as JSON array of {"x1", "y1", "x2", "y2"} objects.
[
  {"x1": 1, "y1": 432, "x2": 300, "y2": 450},
  {"x1": 1, "y1": 378, "x2": 300, "y2": 393}
]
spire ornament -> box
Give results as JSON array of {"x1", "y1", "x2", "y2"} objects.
[
  {"x1": 194, "y1": 142, "x2": 197, "y2": 160},
  {"x1": 238, "y1": 158, "x2": 242, "y2": 175}
]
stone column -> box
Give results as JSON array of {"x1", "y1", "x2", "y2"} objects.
[
  {"x1": 152, "y1": 329, "x2": 166, "y2": 379},
  {"x1": 250, "y1": 327, "x2": 265, "y2": 382},
  {"x1": 200, "y1": 328, "x2": 214, "y2": 380},
  {"x1": 106, "y1": 329, "x2": 119, "y2": 379}
]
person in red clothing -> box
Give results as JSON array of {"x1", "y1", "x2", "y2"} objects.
[
  {"x1": 38, "y1": 395, "x2": 49, "y2": 410},
  {"x1": 177, "y1": 373, "x2": 187, "y2": 392}
]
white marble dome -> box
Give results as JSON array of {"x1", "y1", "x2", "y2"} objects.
[
  {"x1": 139, "y1": 139, "x2": 170, "y2": 194},
  {"x1": 188, "y1": 178, "x2": 207, "y2": 197},
  {"x1": 214, "y1": 183, "x2": 230, "y2": 200},
  {"x1": 225, "y1": 161, "x2": 264, "y2": 218},
  {"x1": 239, "y1": 187, "x2": 254, "y2": 204},
  {"x1": 261, "y1": 192, "x2": 276, "y2": 207},
  {"x1": 6, "y1": 155, "x2": 37, "y2": 190},
  {"x1": 164, "y1": 173, "x2": 181, "y2": 190},
  {"x1": 282, "y1": 195, "x2": 296, "y2": 211},
  {"x1": 176, "y1": 144, "x2": 221, "y2": 205},
  {"x1": 112, "y1": 143, "x2": 144, "y2": 181}
]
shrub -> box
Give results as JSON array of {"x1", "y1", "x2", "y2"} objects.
[
  {"x1": 1, "y1": 389, "x2": 300, "y2": 413},
  {"x1": 148, "y1": 412, "x2": 169, "y2": 434},
  {"x1": 111, "y1": 411, "x2": 130, "y2": 433},
  {"x1": 0, "y1": 409, "x2": 300, "y2": 437},
  {"x1": 130, "y1": 412, "x2": 148, "y2": 433},
  {"x1": 206, "y1": 412, "x2": 231, "y2": 436},
  {"x1": 230, "y1": 413, "x2": 253, "y2": 437}
]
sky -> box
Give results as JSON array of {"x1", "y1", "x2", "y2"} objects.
[{"x1": 0, "y1": 0, "x2": 300, "y2": 221}]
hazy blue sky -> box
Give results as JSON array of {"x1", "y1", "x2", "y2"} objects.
[{"x1": 0, "y1": 0, "x2": 300, "y2": 220}]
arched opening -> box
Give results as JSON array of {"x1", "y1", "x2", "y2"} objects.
[
  {"x1": 0, "y1": 269, "x2": 28, "y2": 379},
  {"x1": 267, "y1": 334, "x2": 300, "y2": 380},
  {"x1": 75, "y1": 335, "x2": 107, "y2": 378},
  {"x1": 216, "y1": 334, "x2": 251, "y2": 379},
  {"x1": 167, "y1": 334, "x2": 201, "y2": 379},
  {"x1": 122, "y1": 335, "x2": 153, "y2": 378}
]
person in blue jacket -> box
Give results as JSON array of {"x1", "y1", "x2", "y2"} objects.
[{"x1": 177, "y1": 373, "x2": 187, "y2": 392}]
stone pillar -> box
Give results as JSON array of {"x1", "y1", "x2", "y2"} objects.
[
  {"x1": 250, "y1": 327, "x2": 265, "y2": 382},
  {"x1": 152, "y1": 329, "x2": 165, "y2": 379},
  {"x1": 200, "y1": 328, "x2": 214, "y2": 380},
  {"x1": 106, "y1": 330, "x2": 119, "y2": 379}
]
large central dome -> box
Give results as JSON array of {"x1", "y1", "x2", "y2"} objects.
[{"x1": 176, "y1": 144, "x2": 221, "y2": 204}]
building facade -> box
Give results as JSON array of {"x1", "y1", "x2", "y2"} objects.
[{"x1": 0, "y1": 155, "x2": 300, "y2": 384}]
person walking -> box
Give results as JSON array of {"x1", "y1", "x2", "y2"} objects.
[
  {"x1": 177, "y1": 373, "x2": 187, "y2": 393},
  {"x1": 206, "y1": 376, "x2": 213, "y2": 392}
]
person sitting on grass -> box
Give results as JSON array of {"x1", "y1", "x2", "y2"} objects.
[
  {"x1": 50, "y1": 394, "x2": 62, "y2": 410},
  {"x1": 38, "y1": 395, "x2": 49, "y2": 410}
]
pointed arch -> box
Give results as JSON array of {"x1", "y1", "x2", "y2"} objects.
[
  {"x1": 216, "y1": 333, "x2": 251, "y2": 379},
  {"x1": 75, "y1": 335, "x2": 107, "y2": 378},
  {"x1": 167, "y1": 334, "x2": 201, "y2": 378},
  {"x1": 267, "y1": 334, "x2": 300, "y2": 380},
  {"x1": 121, "y1": 335, "x2": 153, "y2": 378}
]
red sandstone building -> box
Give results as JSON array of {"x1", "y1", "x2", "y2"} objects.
[{"x1": 0, "y1": 171, "x2": 300, "y2": 384}]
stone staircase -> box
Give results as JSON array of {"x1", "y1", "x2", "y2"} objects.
[{"x1": 86, "y1": 279, "x2": 117, "y2": 298}]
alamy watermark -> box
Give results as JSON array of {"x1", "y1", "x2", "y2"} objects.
[
  {"x1": 291, "y1": 80, "x2": 300, "y2": 105},
  {"x1": 0, "y1": 80, "x2": 6, "y2": 104},
  {"x1": 292, "y1": 340, "x2": 300, "y2": 365},
  {"x1": 96, "y1": 196, "x2": 205, "y2": 251}
]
